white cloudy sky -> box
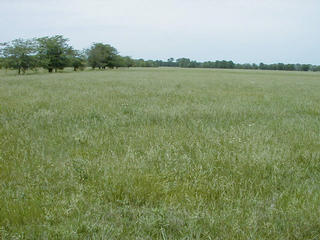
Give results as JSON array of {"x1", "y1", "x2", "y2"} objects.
[{"x1": 1, "y1": 0, "x2": 319, "y2": 64}]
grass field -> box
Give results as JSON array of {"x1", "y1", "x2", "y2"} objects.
[{"x1": 1, "y1": 68, "x2": 320, "y2": 239}]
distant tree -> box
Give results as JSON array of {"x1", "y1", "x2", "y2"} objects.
[
  {"x1": 109, "y1": 55, "x2": 125, "y2": 69},
  {"x1": 276, "y1": 63, "x2": 284, "y2": 70},
  {"x1": 37, "y1": 35, "x2": 73, "y2": 73},
  {"x1": 126, "y1": 56, "x2": 134, "y2": 68},
  {"x1": 214, "y1": 60, "x2": 233, "y2": 69},
  {"x1": 69, "y1": 50, "x2": 86, "y2": 71},
  {"x1": 252, "y1": 63, "x2": 258, "y2": 69},
  {"x1": 314, "y1": 66, "x2": 320, "y2": 72},
  {"x1": 145, "y1": 60, "x2": 155, "y2": 67},
  {"x1": 241, "y1": 63, "x2": 252, "y2": 69},
  {"x1": 120, "y1": 56, "x2": 134, "y2": 68},
  {"x1": 227, "y1": 61, "x2": 235, "y2": 69},
  {"x1": 259, "y1": 63, "x2": 266, "y2": 70},
  {"x1": 133, "y1": 59, "x2": 145, "y2": 67},
  {"x1": 294, "y1": 64, "x2": 301, "y2": 71},
  {"x1": 284, "y1": 64, "x2": 295, "y2": 71},
  {"x1": 176, "y1": 58, "x2": 191, "y2": 68},
  {"x1": 154, "y1": 60, "x2": 164, "y2": 67},
  {"x1": 107, "y1": 55, "x2": 125, "y2": 68},
  {"x1": 310, "y1": 65, "x2": 320, "y2": 72},
  {"x1": 301, "y1": 64, "x2": 310, "y2": 71},
  {"x1": 167, "y1": 58, "x2": 175, "y2": 67},
  {"x1": 202, "y1": 61, "x2": 211, "y2": 68},
  {"x1": 0, "y1": 39, "x2": 37, "y2": 74},
  {"x1": 87, "y1": 43, "x2": 118, "y2": 69},
  {"x1": 189, "y1": 60, "x2": 199, "y2": 68}
]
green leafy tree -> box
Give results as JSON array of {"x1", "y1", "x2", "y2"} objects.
[
  {"x1": 68, "y1": 50, "x2": 86, "y2": 71},
  {"x1": 123, "y1": 56, "x2": 134, "y2": 68},
  {"x1": 167, "y1": 58, "x2": 175, "y2": 67},
  {"x1": 37, "y1": 35, "x2": 73, "y2": 72},
  {"x1": 176, "y1": 58, "x2": 191, "y2": 68},
  {"x1": 107, "y1": 56, "x2": 133, "y2": 68},
  {"x1": 87, "y1": 43, "x2": 118, "y2": 69},
  {"x1": 259, "y1": 63, "x2": 266, "y2": 70},
  {"x1": 301, "y1": 64, "x2": 310, "y2": 71},
  {"x1": 133, "y1": 59, "x2": 146, "y2": 67},
  {"x1": 284, "y1": 64, "x2": 295, "y2": 71},
  {"x1": 0, "y1": 39, "x2": 37, "y2": 74}
]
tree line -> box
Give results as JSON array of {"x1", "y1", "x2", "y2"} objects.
[
  {"x1": 1, "y1": 35, "x2": 319, "y2": 74},
  {"x1": 0, "y1": 36, "x2": 134, "y2": 74},
  {"x1": 133, "y1": 58, "x2": 320, "y2": 72}
]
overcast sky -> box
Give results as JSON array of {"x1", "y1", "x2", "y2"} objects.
[{"x1": 1, "y1": 0, "x2": 319, "y2": 64}]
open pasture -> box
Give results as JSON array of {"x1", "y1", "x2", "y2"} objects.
[{"x1": 1, "y1": 68, "x2": 320, "y2": 239}]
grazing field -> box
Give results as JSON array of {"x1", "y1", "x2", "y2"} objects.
[{"x1": 1, "y1": 68, "x2": 320, "y2": 239}]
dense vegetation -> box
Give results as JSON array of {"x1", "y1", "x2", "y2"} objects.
[
  {"x1": 1, "y1": 35, "x2": 319, "y2": 74},
  {"x1": 1, "y1": 68, "x2": 320, "y2": 239}
]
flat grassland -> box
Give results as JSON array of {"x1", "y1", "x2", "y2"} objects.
[{"x1": 1, "y1": 68, "x2": 320, "y2": 239}]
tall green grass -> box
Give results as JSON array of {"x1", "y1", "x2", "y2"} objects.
[{"x1": 1, "y1": 68, "x2": 320, "y2": 239}]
